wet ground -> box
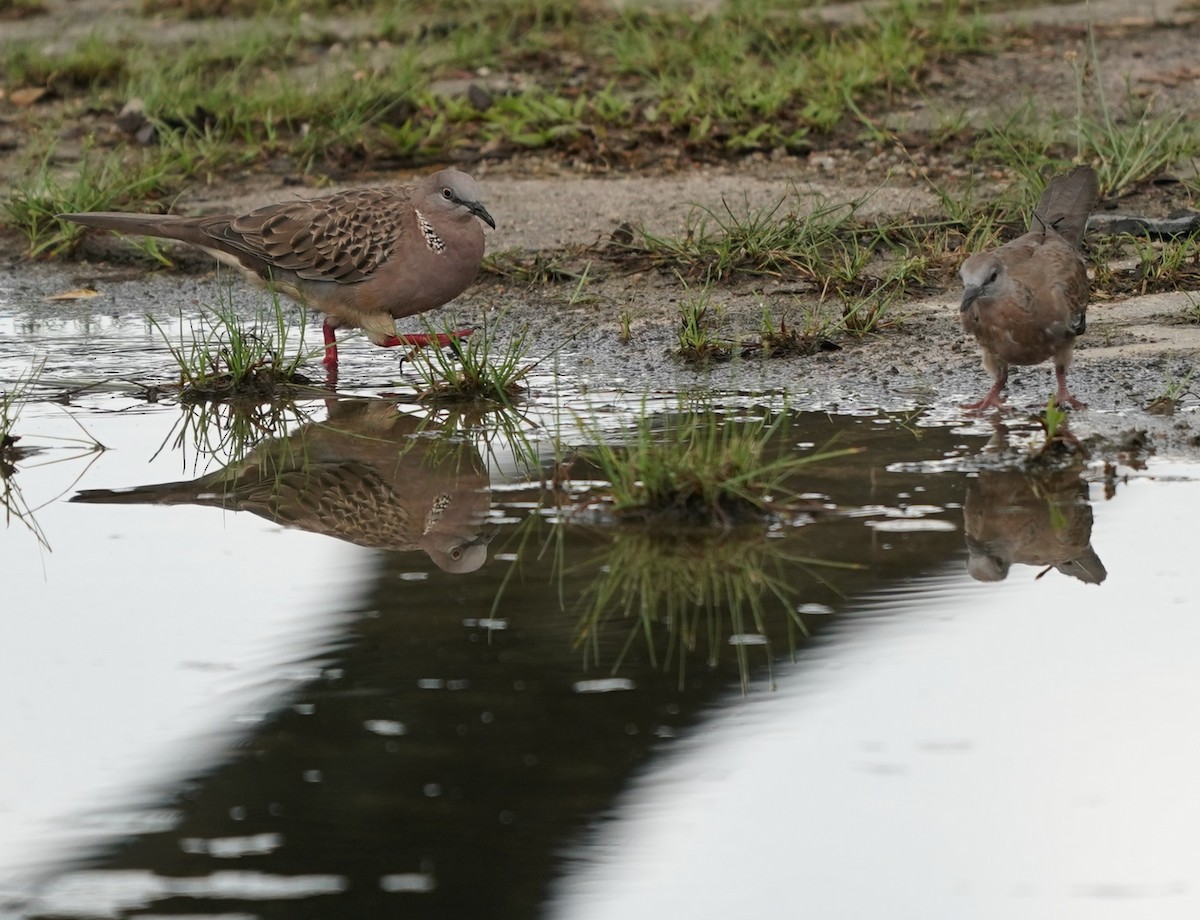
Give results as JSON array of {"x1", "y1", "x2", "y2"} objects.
[{"x1": 4, "y1": 276, "x2": 1200, "y2": 919}]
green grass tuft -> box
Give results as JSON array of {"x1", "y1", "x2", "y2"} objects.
[
  {"x1": 2, "y1": 140, "x2": 176, "y2": 258},
  {"x1": 635, "y1": 193, "x2": 873, "y2": 284},
  {"x1": 674, "y1": 279, "x2": 733, "y2": 363},
  {"x1": 1, "y1": 0, "x2": 995, "y2": 212},
  {"x1": 2, "y1": 33, "x2": 130, "y2": 89},
  {"x1": 408, "y1": 313, "x2": 534, "y2": 405},
  {"x1": 151, "y1": 286, "x2": 311, "y2": 401},
  {"x1": 578, "y1": 404, "x2": 859, "y2": 527}
]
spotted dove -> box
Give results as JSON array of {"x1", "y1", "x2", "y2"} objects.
[
  {"x1": 59, "y1": 169, "x2": 495, "y2": 376},
  {"x1": 958, "y1": 165, "x2": 1099, "y2": 410},
  {"x1": 71, "y1": 398, "x2": 495, "y2": 573}
]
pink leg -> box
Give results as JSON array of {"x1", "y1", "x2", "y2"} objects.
[
  {"x1": 1054, "y1": 364, "x2": 1087, "y2": 410},
  {"x1": 322, "y1": 320, "x2": 338, "y2": 374}
]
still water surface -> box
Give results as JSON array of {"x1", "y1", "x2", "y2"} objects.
[{"x1": 2, "y1": 305, "x2": 1199, "y2": 919}]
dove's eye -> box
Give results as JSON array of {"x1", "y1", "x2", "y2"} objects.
[
  {"x1": 451, "y1": 548, "x2": 463, "y2": 560},
  {"x1": 986, "y1": 270, "x2": 998, "y2": 284},
  {"x1": 442, "y1": 187, "x2": 454, "y2": 200}
]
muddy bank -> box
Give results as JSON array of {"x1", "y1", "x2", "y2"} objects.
[
  {"x1": 3, "y1": 0, "x2": 1199, "y2": 459},
  {"x1": 5, "y1": 251, "x2": 1199, "y2": 461}
]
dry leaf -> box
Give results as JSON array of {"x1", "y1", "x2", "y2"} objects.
[
  {"x1": 1138, "y1": 65, "x2": 1200, "y2": 88},
  {"x1": 10, "y1": 87, "x2": 49, "y2": 107},
  {"x1": 45, "y1": 288, "x2": 101, "y2": 301}
]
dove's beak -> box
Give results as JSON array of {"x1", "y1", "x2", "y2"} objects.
[
  {"x1": 468, "y1": 524, "x2": 502, "y2": 546},
  {"x1": 471, "y1": 203, "x2": 496, "y2": 230},
  {"x1": 960, "y1": 284, "x2": 982, "y2": 312}
]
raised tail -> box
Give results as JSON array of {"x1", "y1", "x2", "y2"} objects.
[
  {"x1": 57, "y1": 211, "x2": 214, "y2": 247},
  {"x1": 1033, "y1": 166, "x2": 1099, "y2": 250},
  {"x1": 1053, "y1": 544, "x2": 1107, "y2": 585}
]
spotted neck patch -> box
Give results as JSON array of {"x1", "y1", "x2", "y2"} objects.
[
  {"x1": 414, "y1": 209, "x2": 445, "y2": 254},
  {"x1": 423, "y1": 493, "x2": 451, "y2": 535}
]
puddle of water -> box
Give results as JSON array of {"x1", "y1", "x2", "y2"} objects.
[
  {"x1": 1, "y1": 400, "x2": 370, "y2": 893},
  {"x1": 2, "y1": 292, "x2": 1199, "y2": 918},
  {"x1": 550, "y1": 469, "x2": 1200, "y2": 920}
]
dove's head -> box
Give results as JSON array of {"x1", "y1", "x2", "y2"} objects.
[
  {"x1": 422, "y1": 169, "x2": 496, "y2": 230},
  {"x1": 422, "y1": 527, "x2": 498, "y2": 575},
  {"x1": 965, "y1": 537, "x2": 1010, "y2": 582},
  {"x1": 959, "y1": 252, "x2": 1008, "y2": 313}
]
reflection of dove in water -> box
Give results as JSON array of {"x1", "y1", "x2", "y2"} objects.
[
  {"x1": 963, "y1": 465, "x2": 1106, "y2": 585},
  {"x1": 72, "y1": 399, "x2": 493, "y2": 574}
]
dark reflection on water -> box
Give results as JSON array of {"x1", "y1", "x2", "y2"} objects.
[
  {"x1": 14, "y1": 401, "x2": 1120, "y2": 918},
  {"x1": 1, "y1": 438, "x2": 47, "y2": 549}
]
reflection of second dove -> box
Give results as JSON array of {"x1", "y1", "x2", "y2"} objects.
[{"x1": 963, "y1": 466, "x2": 1106, "y2": 585}]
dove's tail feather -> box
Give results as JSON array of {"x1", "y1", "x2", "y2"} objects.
[
  {"x1": 1033, "y1": 166, "x2": 1100, "y2": 250},
  {"x1": 57, "y1": 212, "x2": 214, "y2": 248},
  {"x1": 71, "y1": 481, "x2": 223, "y2": 506},
  {"x1": 1053, "y1": 545, "x2": 1108, "y2": 585}
]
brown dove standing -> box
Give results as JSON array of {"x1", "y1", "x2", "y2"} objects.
[
  {"x1": 958, "y1": 165, "x2": 1099, "y2": 410},
  {"x1": 59, "y1": 169, "x2": 495, "y2": 375}
]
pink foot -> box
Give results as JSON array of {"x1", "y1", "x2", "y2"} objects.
[
  {"x1": 962, "y1": 389, "x2": 1006, "y2": 411},
  {"x1": 1054, "y1": 367, "x2": 1086, "y2": 409},
  {"x1": 381, "y1": 328, "x2": 475, "y2": 350},
  {"x1": 962, "y1": 373, "x2": 1007, "y2": 411}
]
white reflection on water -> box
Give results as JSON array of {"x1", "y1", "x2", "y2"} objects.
[
  {"x1": 551, "y1": 467, "x2": 1200, "y2": 920},
  {"x1": 26, "y1": 869, "x2": 347, "y2": 918},
  {"x1": 0, "y1": 401, "x2": 368, "y2": 895}
]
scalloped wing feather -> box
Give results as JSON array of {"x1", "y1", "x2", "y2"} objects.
[{"x1": 203, "y1": 187, "x2": 412, "y2": 284}]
